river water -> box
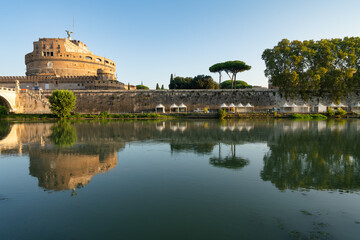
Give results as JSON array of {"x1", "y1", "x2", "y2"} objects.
[{"x1": 0, "y1": 119, "x2": 360, "y2": 239}]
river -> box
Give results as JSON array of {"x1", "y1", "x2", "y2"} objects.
[{"x1": 0, "y1": 119, "x2": 359, "y2": 239}]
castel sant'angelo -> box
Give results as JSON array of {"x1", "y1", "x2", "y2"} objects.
[{"x1": 0, "y1": 33, "x2": 135, "y2": 90}]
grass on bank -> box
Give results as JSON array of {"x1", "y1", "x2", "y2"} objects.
[{"x1": 289, "y1": 114, "x2": 328, "y2": 120}]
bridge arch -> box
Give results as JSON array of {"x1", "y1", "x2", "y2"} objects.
[
  {"x1": 0, "y1": 88, "x2": 17, "y2": 112},
  {"x1": 0, "y1": 95, "x2": 12, "y2": 110}
]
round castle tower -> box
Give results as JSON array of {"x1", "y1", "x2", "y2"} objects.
[{"x1": 25, "y1": 37, "x2": 116, "y2": 79}]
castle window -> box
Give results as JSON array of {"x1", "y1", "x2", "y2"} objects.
[
  {"x1": 50, "y1": 44, "x2": 53, "y2": 49},
  {"x1": 51, "y1": 52, "x2": 53, "y2": 56},
  {"x1": 67, "y1": 55, "x2": 69, "y2": 57},
  {"x1": 105, "y1": 60, "x2": 109, "y2": 64},
  {"x1": 35, "y1": 44, "x2": 38, "y2": 49},
  {"x1": 86, "y1": 56, "x2": 92, "y2": 60},
  {"x1": 79, "y1": 55, "x2": 82, "y2": 58},
  {"x1": 58, "y1": 45, "x2": 60, "y2": 49},
  {"x1": 96, "y1": 58, "x2": 102, "y2": 62},
  {"x1": 43, "y1": 44, "x2": 45, "y2": 49}
]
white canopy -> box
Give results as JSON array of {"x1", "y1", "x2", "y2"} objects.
[
  {"x1": 179, "y1": 103, "x2": 187, "y2": 108},
  {"x1": 156, "y1": 104, "x2": 165, "y2": 108},
  {"x1": 329, "y1": 103, "x2": 337, "y2": 107},
  {"x1": 245, "y1": 103, "x2": 253, "y2": 108},
  {"x1": 291, "y1": 103, "x2": 297, "y2": 107},
  {"x1": 302, "y1": 103, "x2": 309, "y2": 107},
  {"x1": 220, "y1": 103, "x2": 228, "y2": 108},
  {"x1": 229, "y1": 103, "x2": 235, "y2": 108},
  {"x1": 316, "y1": 103, "x2": 324, "y2": 107},
  {"x1": 282, "y1": 102, "x2": 290, "y2": 107},
  {"x1": 170, "y1": 104, "x2": 178, "y2": 108},
  {"x1": 338, "y1": 102, "x2": 347, "y2": 107},
  {"x1": 237, "y1": 103, "x2": 244, "y2": 107},
  {"x1": 354, "y1": 102, "x2": 360, "y2": 107}
]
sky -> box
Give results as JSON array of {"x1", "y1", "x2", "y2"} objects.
[{"x1": 0, "y1": 0, "x2": 360, "y2": 88}]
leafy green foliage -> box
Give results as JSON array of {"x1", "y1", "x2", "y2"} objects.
[
  {"x1": 262, "y1": 37, "x2": 360, "y2": 101},
  {"x1": 336, "y1": 108, "x2": 347, "y2": 116},
  {"x1": 136, "y1": 85, "x2": 149, "y2": 90},
  {"x1": 218, "y1": 109, "x2": 227, "y2": 119},
  {"x1": 0, "y1": 106, "x2": 8, "y2": 117},
  {"x1": 50, "y1": 121, "x2": 77, "y2": 147},
  {"x1": 220, "y1": 80, "x2": 252, "y2": 89},
  {"x1": 169, "y1": 75, "x2": 219, "y2": 89},
  {"x1": 156, "y1": 83, "x2": 160, "y2": 90},
  {"x1": 326, "y1": 109, "x2": 335, "y2": 117},
  {"x1": 49, "y1": 90, "x2": 76, "y2": 118}
]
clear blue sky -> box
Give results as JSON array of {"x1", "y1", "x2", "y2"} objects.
[{"x1": 1, "y1": 0, "x2": 359, "y2": 88}]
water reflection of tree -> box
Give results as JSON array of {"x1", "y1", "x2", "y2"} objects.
[
  {"x1": 210, "y1": 143, "x2": 249, "y2": 169},
  {"x1": 50, "y1": 121, "x2": 77, "y2": 147},
  {"x1": 261, "y1": 126, "x2": 360, "y2": 191},
  {"x1": 0, "y1": 120, "x2": 10, "y2": 140}
]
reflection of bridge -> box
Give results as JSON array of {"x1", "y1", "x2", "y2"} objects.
[{"x1": 0, "y1": 87, "x2": 16, "y2": 112}]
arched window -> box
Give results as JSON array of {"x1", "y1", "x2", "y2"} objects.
[
  {"x1": 96, "y1": 58, "x2": 102, "y2": 62},
  {"x1": 86, "y1": 56, "x2": 92, "y2": 60}
]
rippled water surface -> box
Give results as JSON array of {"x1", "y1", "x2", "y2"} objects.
[{"x1": 1, "y1": 119, "x2": 360, "y2": 240}]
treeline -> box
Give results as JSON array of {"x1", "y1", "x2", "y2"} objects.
[
  {"x1": 168, "y1": 74, "x2": 252, "y2": 90},
  {"x1": 262, "y1": 37, "x2": 360, "y2": 101},
  {"x1": 169, "y1": 74, "x2": 219, "y2": 89}
]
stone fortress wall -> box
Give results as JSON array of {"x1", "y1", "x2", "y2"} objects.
[
  {"x1": 30, "y1": 89, "x2": 360, "y2": 114},
  {"x1": 25, "y1": 38, "x2": 116, "y2": 78}
]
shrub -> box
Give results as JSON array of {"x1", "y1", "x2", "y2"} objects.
[
  {"x1": 136, "y1": 85, "x2": 149, "y2": 90},
  {"x1": 336, "y1": 108, "x2": 347, "y2": 116},
  {"x1": 218, "y1": 109, "x2": 227, "y2": 119},
  {"x1": 49, "y1": 90, "x2": 76, "y2": 118},
  {"x1": 326, "y1": 108, "x2": 335, "y2": 117},
  {"x1": 0, "y1": 106, "x2": 8, "y2": 117}
]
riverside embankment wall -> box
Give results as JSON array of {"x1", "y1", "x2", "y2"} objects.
[{"x1": 20, "y1": 89, "x2": 360, "y2": 114}]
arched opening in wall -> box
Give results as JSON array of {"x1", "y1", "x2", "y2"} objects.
[
  {"x1": 0, "y1": 96, "x2": 11, "y2": 110},
  {"x1": 96, "y1": 58, "x2": 102, "y2": 62},
  {"x1": 86, "y1": 56, "x2": 92, "y2": 60}
]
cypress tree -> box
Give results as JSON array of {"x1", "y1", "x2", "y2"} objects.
[
  {"x1": 156, "y1": 83, "x2": 160, "y2": 90},
  {"x1": 169, "y1": 74, "x2": 174, "y2": 89},
  {"x1": 161, "y1": 84, "x2": 164, "y2": 90}
]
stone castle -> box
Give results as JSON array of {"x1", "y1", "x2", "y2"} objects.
[{"x1": 0, "y1": 35, "x2": 135, "y2": 90}]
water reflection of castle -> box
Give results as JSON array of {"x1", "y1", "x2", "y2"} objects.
[
  {"x1": 0, "y1": 122, "x2": 121, "y2": 191},
  {"x1": 29, "y1": 150, "x2": 117, "y2": 191}
]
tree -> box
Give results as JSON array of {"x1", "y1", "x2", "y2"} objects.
[
  {"x1": 209, "y1": 62, "x2": 225, "y2": 85},
  {"x1": 209, "y1": 61, "x2": 251, "y2": 89},
  {"x1": 161, "y1": 84, "x2": 164, "y2": 90},
  {"x1": 128, "y1": 83, "x2": 130, "y2": 90},
  {"x1": 169, "y1": 75, "x2": 219, "y2": 89},
  {"x1": 190, "y1": 75, "x2": 219, "y2": 89},
  {"x1": 262, "y1": 37, "x2": 360, "y2": 101},
  {"x1": 49, "y1": 90, "x2": 76, "y2": 118},
  {"x1": 220, "y1": 80, "x2": 251, "y2": 89},
  {"x1": 169, "y1": 76, "x2": 192, "y2": 89},
  {"x1": 156, "y1": 83, "x2": 160, "y2": 90},
  {"x1": 136, "y1": 85, "x2": 149, "y2": 90}
]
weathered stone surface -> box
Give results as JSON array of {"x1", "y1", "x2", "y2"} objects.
[{"x1": 31, "y1": 89, "x2": 360, "y2": 114}]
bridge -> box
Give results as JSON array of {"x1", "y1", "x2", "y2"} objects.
[{"x1": 0, "y1": 87, "x2": 17, "y2": 112}]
